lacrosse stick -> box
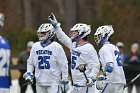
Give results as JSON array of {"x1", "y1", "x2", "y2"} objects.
[
  {"x1": 124, "y1": 73, "x2": 140, "y2": 88},
  {"x1": 76, "y1": 64, "x2": 89, "y2": 83}
]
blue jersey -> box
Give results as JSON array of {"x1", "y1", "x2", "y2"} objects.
[{"x1": 0, "y1": 36, "x2": 10, "y2": 89}]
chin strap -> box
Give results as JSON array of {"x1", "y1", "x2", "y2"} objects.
[
  {"x1": 98, "y1": 35, "x2": 108, "y2": 46},
  {"x1": 72, "y1": 33, "x2": 85, "y2": 42},
  {"x1": 41, "y1": 33, "x2": 54, "y2": 44}
]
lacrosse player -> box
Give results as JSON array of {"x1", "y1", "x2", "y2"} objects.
[
  {"x1": 0, "y1": 13, "x2": 11, "y2": 93},
  {"x1": 23, "y1": 23, "x2": 69, "y2": 93},
  {"x1": 48, "y1": 13, "x2": 100, "y2": 93},
  {"x1": 94, "y1": 25, "x2": 126, "y2": 93}
]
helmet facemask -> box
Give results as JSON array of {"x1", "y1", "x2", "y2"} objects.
[
  {"x1": 94, "y1": 25, "x2": 114, "y2": 46},
  {"x1": 37, "y1": 31, "x2": 49, "y2": 41},
  {"x1": 69, "y1": 30, "x2": 79, "y2": 40},
  {"x1": 70, "y1": 30, "x2": 86, "y2": 42},
  {"x1": 94, "y1": 34, "x2": 103, "y2": 45},
  {"x1": 94, "y1": 33, "x2": 108, "y2": 46},
  {"x1": 70, "y1": 23, "x2": 91, "y2": 42}
]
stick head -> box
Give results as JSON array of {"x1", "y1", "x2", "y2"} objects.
[{"x1": 76, "y1": 64, "x2": 87, "y2": 72}]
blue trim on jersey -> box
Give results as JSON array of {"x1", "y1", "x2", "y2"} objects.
[
  {"x1": 40, "y1": 41, "x2": 53, "y2": 48},
  {"x1": 3, "y1": 63, "x2": 8, "y2": 68},
  {"x1": 0, "y1": 37, "x2": 10, "y2": 49},
  {"x1": 72, "y1": 33, "x2": 85, "y2": 42},
  {"x1": 99, "y1": 35, "x2": 108, "y2": 46},
  {"x1": 101, "y1": 83, "x2": 108, "y2": 93},
  {"x1": 86, "y1": 87, "x2": 88, "y2": 93},
  {"x1": 73, "y1": 84, "x2": 86, "y2": 87},
  {"x1": 75, "y1": 42, "x2": 89, "y2": 48},
  {"x1": 40, "y1": 33, "x2": 54, "y2": 45},
  {"x1": 0, "y1": 76, "x2": 10, "y2": 88}
]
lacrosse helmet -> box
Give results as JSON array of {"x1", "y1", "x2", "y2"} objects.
[
  {"x1": 0, "y1": 13, "x2": 4, "y2": 28},
  {"x1": 70, "y1": 23, "x2": 91, "y2": 42},
  {"x1": 37, "y1": 23, "x2": 55, "y2": 43},
  {"x1": 94, "y1": 25, "x2": 114, "y2": 46}
]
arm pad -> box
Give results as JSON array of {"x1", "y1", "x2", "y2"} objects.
[{"x1": 104, "y1": 62, "x2": 114, "y2": 73}]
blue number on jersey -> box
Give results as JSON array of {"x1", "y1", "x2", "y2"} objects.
[
  {"x1": 38, "y1": 56, "x2": 50, "y2": 69},
  {"x1": 114, "y1": 50, "x2": 122, "y2": 66},
  {"x1": 71, "y1": 56, "x2": 77, "y2": 69}
]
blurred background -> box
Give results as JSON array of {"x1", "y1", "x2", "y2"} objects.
[
  {"x1": 1, "y1": 0, "x2": 140, "y2": 93},
  {"x1": 1, "y1": 0, "x2": 140, "y2": 56}
]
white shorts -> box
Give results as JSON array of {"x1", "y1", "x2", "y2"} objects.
[
  {"x1": 101, "y1": 83, "x2": 125, "y2": 93},
  {"x1": 36, "y1": 85, "x2": 61, "y2": 93},
  {"x1": 72, "y1": 85, "x2": 95, "y2": 93}
]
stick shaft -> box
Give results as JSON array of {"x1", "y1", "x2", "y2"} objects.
[
  {"x1": 83, "y1": 72, "x2": 89, "y2": 83},
  {"x1": 124, "y1": 73, "x2": 140, "y2": 88}
]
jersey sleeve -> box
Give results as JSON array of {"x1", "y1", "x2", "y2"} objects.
[
  {"x1": 81, "y1": 48, "x2": 100, "y2": 79},
  {"x1": 55, "y1": 27, "x2": 72, "y2": 49},
  {"x1": 27, "y1": 46, "x2": 35, "y2": 73},
  {"x1": 56, "y1": 44, "x2": 69, "y2": 79}
]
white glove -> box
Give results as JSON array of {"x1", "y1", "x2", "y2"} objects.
[
  {"x1": 86, "y1": 77, "x2": 96, "y2": 87},
  {"x1": 59, "y1": 78, "x2": 69, "y2": 92},
  {"x1": 96, "y1": 75, "x2": 106, "y2": 90},
  {"x1": 48, "y1": 13, "x2": 61, "y2": 29},
  {"x1": 23, "y1": 72, "x2": 33, "y2": 84}
]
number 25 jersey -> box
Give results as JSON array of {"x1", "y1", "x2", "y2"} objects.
[{"x1": 27, "y1": 41, "x2": 68, "y2": 86}]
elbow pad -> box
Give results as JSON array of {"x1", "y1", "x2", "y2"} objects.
[{"x1": 105, "y1": 62, "x2": 114, "y2": 73}]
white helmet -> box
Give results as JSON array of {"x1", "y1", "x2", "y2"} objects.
[
  {"x1": 37, "y1": 23, "x2": 55, "y2": 43},
  {"x1": 70, "y1": 23, "x2": 91, "y2": 42},
  {"x1": 0, "y1": 13, "x2": 4, "y2": 28},
  {"x1": 94, "y1": 25, "x2": 114, "y2": 46}
]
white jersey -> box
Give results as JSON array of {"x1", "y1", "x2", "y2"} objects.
[
  {"x1": 55, "y1": 27, "x2": 100, "y2": 86},
  {"x1": 27, "y1": 41, "x2": 68, "y2": 86},
  {"x1": 99, "y1": 43, "x2": 126, "y2": 84}
]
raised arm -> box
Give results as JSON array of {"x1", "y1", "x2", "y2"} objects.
[{"x1": 48, "y1": 13, "x2": 72, "y2": 49}]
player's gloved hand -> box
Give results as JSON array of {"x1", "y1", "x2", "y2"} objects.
[
  {"x1": 103, "y1": 70, "x2": 108, "y2": 76},
  {"x1": 59, "y1": 78, "x2": 70, "y2": 92},
  {"x1": 86, "y1": 77, "x2": 96, "y2": 87},
  {"x1": 96, "y1": 75, "x2": 106, "y2": 90},
  {"x1": 48, "y1": 13, "x2": 61, "y2": 29},
  {"x1": 23, "y1": 72, "x2": 33, "y2": 84}
]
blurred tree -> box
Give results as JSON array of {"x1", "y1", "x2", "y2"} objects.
[
  {"x1": 23, "y1": 0, "x2": 33, "y2": 29},
  {"x1": 65, "y1": 0, "x2": 78, "y2": 30},
  {"x1": 1, "y1": 0, "x2": 140, "y2": 56}
]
